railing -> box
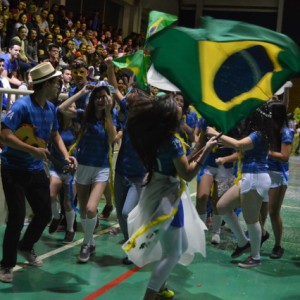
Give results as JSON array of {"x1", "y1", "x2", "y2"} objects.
[{"x1": 0, "y1": 88, "x2": 68, "y2": 126}]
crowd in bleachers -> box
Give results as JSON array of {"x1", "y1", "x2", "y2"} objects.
[{"x1": 0, "y1": 0, "x2": 145, "y2": 97}]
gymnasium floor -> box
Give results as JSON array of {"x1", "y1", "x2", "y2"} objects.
[{"x1": 0, "y1": 157, "x2": 300, "y2": 300}]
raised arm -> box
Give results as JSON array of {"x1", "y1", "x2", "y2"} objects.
[
  {"x1": 207, "y1": 126, "x2": 254, "y2": 152},
  {"x1": 173, "y1": 136, "x2": 218, "y2": 182},
  {"x1": 105, "y1": 56, "x2": 124, "y2": 104},
  {"x1": 58, "y1": 84, "x2": 91, "y2": 117}
]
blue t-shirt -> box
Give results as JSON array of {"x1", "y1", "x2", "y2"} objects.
[
  {"x1": 115, "y1": 98, "x2": 146, "y2": 179},
  {"x1": 154, "y1": 135, "x2": 184, "y2": 176},
  {"x1": 50, "y1": 126, "x2": 77, "y2": 173},
  {"x1": 242, "y1": 131, "x2": 268, "y2": 173},
  {"x1": 0, "y1": 53, "x2": 19, "y2": 77},
  {"x1": 75, "y1": 109, "x2": 117, "y2": 167},
  {"x1": 197, "y1": 118, "x2": 235, "y2": 168},
  {"x1": 68, "y1": 82, "x2": 95, "y2": 109},
  {"x1": 267, "y1": 127, "x2": 293, "y2": 172},
  {"x1": 1, "y1": 95, "x2": 59, "y2": 171}
]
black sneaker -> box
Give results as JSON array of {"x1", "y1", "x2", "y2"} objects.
[
  {"x1": 78, "y1": 244, "x2": 90, "y2": 263},
  {"x1": 0, "y1": 267, "x2": 13, "y2": 283},
  {"x1": 270, "y1": 246, "x2": 284, "y2": 259},
  {"x1": 49, "y1": 214, "x2": 64, "y2": 234},
  {"x1": 231, "y1": 241, "x2": 251, "y2": 259},
  {"x1": 238, "y1": 256, "x2": 261, "y2": 268},
  {"x1": 261, "y1": 231, "x2": 270, "y2": 247},
  {"x1": 89, "y1": 244, "x2": 96, "y2": 256},
  {"x1": 122, "y1": 257, "x2": 133, "y2": 265},
  {"x1": 63, "y1": 231, "x2": 76, "y2": 244},
  {"x1": 18, "y1": 249, "x2": 43, "y2": 266},
  {"x1": 100, "y1": 204, "x2": 113, "y2": 219}
]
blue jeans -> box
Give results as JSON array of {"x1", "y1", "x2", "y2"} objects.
[
  {"x1": 114, "y1": 172, "x2": 143, "y2": 240},
  {"x1": 1, "y1": 168, "x2": 51, "y2": 268}
]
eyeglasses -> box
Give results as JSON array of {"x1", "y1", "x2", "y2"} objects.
[{"x1": 94, "y1": 95, "x2": 107, "y2": 101}]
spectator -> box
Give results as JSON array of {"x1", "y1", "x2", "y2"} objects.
[
  {"x1": 11, "y1": 26, "x2": 36, "y2": 73},
  {"x1": 62, "y1": 39, "x2": 76, "y2": 65},
  {"x1": 0, "y1": 40, "x2": 23, "y2": 88},
  {"x1": 73, "y1": 29, "x2": 84, "y2": 49},
  {"x1": 43, "y1": 43, "x2": 60, "y2": 69},
  {"x1": 0, "y1": 57, "x2": 13, "y2": 111},
  {"x1": 60, "y1": 67, "x2": 72, "y2": 93}
]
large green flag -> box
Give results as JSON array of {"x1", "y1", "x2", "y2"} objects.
[
  {"x1": 113, "y1": 50, "x2": 151, "y2": 90},
  {"x1": 148, "y1": 17, "x2": 300, "y2": 133},
  {"x1": 146, "y1": 10, "x2": 178, "y2": 40}
]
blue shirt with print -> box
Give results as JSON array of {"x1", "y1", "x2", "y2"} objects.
[
  {"x1": 155, "y1": 135, "x2": 184, "y2": 176},
  {"x1": 1, "y1": 95, "x2": 58, "y2": 171},
  {"x1": 75, "y1": 109, "x2": 117, "y2": 167},
  {"x1": 242, "y1": 131, "x2": 269, "y2": 173}
]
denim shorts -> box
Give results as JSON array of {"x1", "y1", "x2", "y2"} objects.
[
  {"x1": 75, "y1": 164, "x2": 109, "y2": 184},
  {"x1": 269, "y1": 170, "x2": 288, "y2": 188}
]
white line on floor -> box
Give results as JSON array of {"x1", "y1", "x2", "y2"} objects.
[{"x1": 13, "y1": 223, "x2": 119, "y2": 272}]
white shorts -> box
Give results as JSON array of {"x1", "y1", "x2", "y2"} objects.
[
  {"x1": 240, "y1": 173, "x2": 271, "y2": 198},
  {"x1": 49, "y1": 169, "x2": 74, "y2": 185},
  {"x1": 75, "y1": 164, "x2": 109, "y2": 185},
  {"x1": 263, "y1": 170, "x2": 288, "y2": 202}
]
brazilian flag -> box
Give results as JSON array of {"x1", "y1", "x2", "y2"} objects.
[
  {"x1": 146, "y1": 10, "x2": 178, "y2": 40},
  {"x1": 148, "y1": 17, "x2": 300, "y2": 133},
  {"x1": 113, "y1": 50, "x2": 151, "y2": 90}
]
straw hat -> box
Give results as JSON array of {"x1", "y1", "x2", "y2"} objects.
[{"x1": 30, "y1": 62, "x2": 62, "y2": 84}]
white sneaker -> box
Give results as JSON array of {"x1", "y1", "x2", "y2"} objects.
[{"x1": 211, "y1": 233, "x2": 220, "y2": 245}]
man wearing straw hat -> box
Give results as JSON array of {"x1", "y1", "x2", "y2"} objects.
[{"x1": 0, "y1": 62, "x2": 77, "y2": 283}]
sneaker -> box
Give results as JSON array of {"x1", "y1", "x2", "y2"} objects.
[
  {"x1": 231, "y1": 241, "x2": 251, "y2": 259},
  {"x1": 122, "y1": 257, "x2": 133, "y2": 265},
  {"x1": 211, "y1": 233, "x2": 221, "y2": 245},
  {"x1": 261, "y1": 231, "x2": 270, "y2": 247},
  {"x1": 49, "y1": 214, "x2": 64, "y2": 234},
  {"x1": 63, "y1": 231, "x2": 76, "y2": 244},
  {"x1": 100, "y1": 204, "x2": 113, "y2": 219},
  {"x1": 270, "y1": 246, "x2": 284, "y2": 259},
  {"x1": 0, "y1": 267, "x2": 13, "y2": 283},
  {"x1": 78, "y1": 244, "x2": 90, "y2": 263},
  {"x1": 238, "y1": 256, "x2": 261, "y2": 268},
  {"x1": 18, "y1": 249, "x2": 43, "y2": 266},
  {"x1": 157, "y1": 288, "x2": 175, "y2": 299},
  {"x1": 89, "y1": 244, "x2": 96, "y2": 256}
]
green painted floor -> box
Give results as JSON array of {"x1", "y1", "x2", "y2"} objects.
[{"x1": 1, "y1": 157, "x2": 300, "y2": 299}]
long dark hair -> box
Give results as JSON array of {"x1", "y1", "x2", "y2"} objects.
[
  {"x1": 83, "y1": 86, "x2": 111, "y2": 123},
  {"x1": 240, "y1": 101, "x2": 286, "y2": 150},
  {"x1": 127, "y1": 93, "x2": 180, "y2": 183},
  {"x1": 268, "y1": 100, "x2": 288, "y2": 151}
]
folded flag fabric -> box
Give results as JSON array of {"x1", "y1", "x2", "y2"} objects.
[
  {"x1": 147, "y1": 17, "x2": 300, "y2": 133},
  {"x1": 146, "y1": 10, "x2": 178, "y2": 40}
]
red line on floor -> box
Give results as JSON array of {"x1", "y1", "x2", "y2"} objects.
[{"x1": 83, "y1": 266, "x2": 141, "y2": 299}]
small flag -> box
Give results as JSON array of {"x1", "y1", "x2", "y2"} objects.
[
  {"x1": 113, "y1": 50, "x2": 151, "y2": 90},
  {"x1": 146, "y1": 10, "x2": 178, "y2": 40}
]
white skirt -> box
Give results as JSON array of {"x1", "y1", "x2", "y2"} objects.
[{"x1": 122, "y1": 172, "x2": 207, "y2": 267}]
